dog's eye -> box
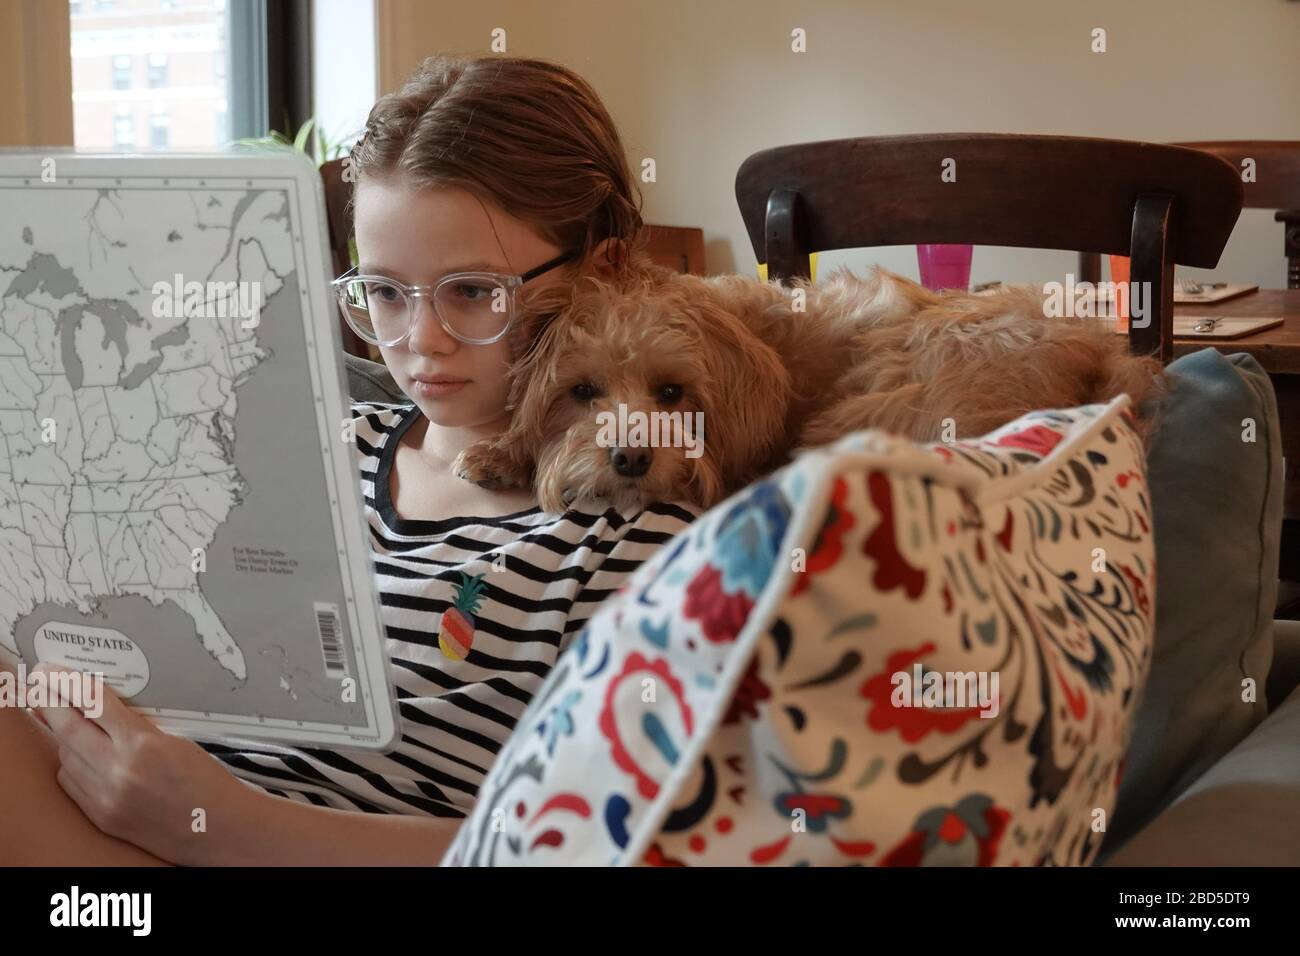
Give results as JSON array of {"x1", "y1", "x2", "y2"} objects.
[
  {"x1": 657, "y1": 384, "x2": 684, "y2": 404},
  {"x1": 570, "y1": 383, "x2": 597, "y2": 402}
]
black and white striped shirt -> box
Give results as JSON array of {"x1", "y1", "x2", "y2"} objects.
[{"x1": 200, "y1": 401, "x2": 697, "y2": 817}]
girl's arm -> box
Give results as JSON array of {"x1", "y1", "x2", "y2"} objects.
[
  {"x1": 31, "y1": 662, "x2": 458, "y2": 866},
  {"x1": 201, "y1": 782, "x2": 461, "y2": 866}
]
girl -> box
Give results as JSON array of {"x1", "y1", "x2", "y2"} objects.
[{"x1": 0, "y1": 55, "x2": 697, "y2": 865}]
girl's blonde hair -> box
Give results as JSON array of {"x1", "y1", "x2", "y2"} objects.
[{"x1": 349, "y1": 55, "x2": 644, "y2": 274}]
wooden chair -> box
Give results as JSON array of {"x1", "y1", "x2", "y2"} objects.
[
  {"x1": 735, "y1": 133, "x2": 1243, "y2": 363},
  {"x1": 320, "y1": 158, "x2": 354, "y2": 280},
  {"x1": 320, "y1": 157, "x2": 368, "y2": 357},
  {"x1": 1079, "y1": 140, "x2": 1300, "y2": 289},
  {"x1": 1173, "y1": 142, "x2": 1300, "y2": 289},
  {"x1": 1172, "y1": 143, "x2": 1300, "y2": 596},
  {"x1": 640, "y1": 224, "x2": 706, "y2": 274}
]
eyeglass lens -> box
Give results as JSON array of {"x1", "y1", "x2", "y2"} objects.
[{"x1": 338, "y1": 276, "x2": 512, "y2": 345}]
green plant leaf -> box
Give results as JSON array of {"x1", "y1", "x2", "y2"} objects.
[
  {"x1": 235, "y1": 117, "x2": 358, "y2": 168},
  {"x1": 293, "y1": 117, "x2": 316, "y2": 154}
]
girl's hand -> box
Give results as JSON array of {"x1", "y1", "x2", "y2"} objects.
[{"x1": 31, "y1": 661, "x2": 253, "y2": 866}]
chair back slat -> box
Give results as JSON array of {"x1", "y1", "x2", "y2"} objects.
[
  {"x1": 1174, "y1": 140, "x2": 1300, "y2": 211},
  {"x1": 736, "y1": 133, "x2": 1244, "y2": 362},
  {"x1": 1174, "y1": 140, "x2": 1300, "y2": 289}
]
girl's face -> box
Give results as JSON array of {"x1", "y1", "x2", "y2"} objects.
[{"x1": 352, "y1": 175, "x2": 569, "y2": 430}]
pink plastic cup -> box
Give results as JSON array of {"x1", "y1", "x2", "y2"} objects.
[{"x1": 916, "y1": 244, "x2": 974, "y2": 292}]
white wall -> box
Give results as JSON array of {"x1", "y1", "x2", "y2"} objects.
[{"x1": 376, "y1": 0, "x2": 1300, "y2": 288}]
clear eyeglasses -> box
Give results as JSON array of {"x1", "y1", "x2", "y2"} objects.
[{"x1": 331, "y1": 250, "x2": 576, "y2": 347}]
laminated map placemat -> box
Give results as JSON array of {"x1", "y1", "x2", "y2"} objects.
[
  {"x1": 1172, "y1": 315, "x2": 1283, "y2": 339},
  {"x1": 1100, "y1": 315, "x2": 1284, "y2": 339},
  {"x1": 0, "y1": 151, "x2": 396, "y2": 750},
  {"x1": 1173, "y1": 283, "x2": 1258, "y2": 304}
]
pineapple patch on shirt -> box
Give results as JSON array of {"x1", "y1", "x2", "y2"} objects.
[{"x1": 439, "y1": 571, "x2": 487, "y2": 660}]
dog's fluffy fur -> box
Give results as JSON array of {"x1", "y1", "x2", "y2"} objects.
[{"x1": 453, "y1": 260, "x2": 1165, "y2": 511}]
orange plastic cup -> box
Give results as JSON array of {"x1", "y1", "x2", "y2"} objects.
[{"x1": 1109, "y1": 255, "x2": 1130, "y2": 332}]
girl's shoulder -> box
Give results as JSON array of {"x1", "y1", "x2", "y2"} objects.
[
  {"x1": 349, "y1": 399, "x2": 415, "y2": 422},
  {"x1": 349, "y1": 400, "x2": 417, "y2": 440}
]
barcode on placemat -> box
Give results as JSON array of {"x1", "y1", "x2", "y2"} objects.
[{"x1": 314, "y1": 601, "x2": 348, "y2": 679}]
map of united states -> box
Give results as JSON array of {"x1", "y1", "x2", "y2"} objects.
[{"x1": 0, "y1": 185, "x2": 289, "y2": 680}]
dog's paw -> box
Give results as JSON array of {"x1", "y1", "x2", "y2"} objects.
[{"x1": 451, "y1": 444, "x2": 517, "y2": 490}]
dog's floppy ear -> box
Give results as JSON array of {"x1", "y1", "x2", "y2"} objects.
[
  {"x1": 489, "y1": 273, "x2": 616, "y2": 481},
  {"x1": 451, "y1": 282, "x2": 578, "y2": 489},
  {"x1": 510, "y1": 256, "x2": 668, "y2": 343},
  {"x1": 509, "y1": 275, "x2": 584, "y2": 359}
]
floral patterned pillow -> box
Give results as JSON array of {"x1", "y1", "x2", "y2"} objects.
[{"x1": 443, "y1": 397, "x2": 1154, "y2": 867}]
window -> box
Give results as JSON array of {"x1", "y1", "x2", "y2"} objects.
[
  {"x1": 112, "y1": 54, "x2": 132, "y2": 90},
  {"x1": 113, "y1": 114, "x2": 135, "y2": 149},
  {"x1": 312, "y1": 0, "x2": 377, "y2": 155},
  {"x1": 147, "y1": 52, "x2": 167, "y2": 88},
  {"x1": 71, "y1": 0, "x2": 246, "y2": 150},
  {"x1": 150, "y1": 112, "x2": 170, "y2": 148}
]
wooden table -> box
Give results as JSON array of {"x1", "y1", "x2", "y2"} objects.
[
  {"x1": 1173, "y1": 290, "x2": 1300, "y2": 372},
  {"x1": 1174, "y1": 290, "x2": 1300, "y2": 580}
]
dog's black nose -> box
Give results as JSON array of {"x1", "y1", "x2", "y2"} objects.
[{"x1": 609, "y1": 446, "x2": 652, "y2": 477}]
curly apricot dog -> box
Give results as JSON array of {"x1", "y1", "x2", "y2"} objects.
[{"x1": 453, "y1": 260, "x2": 1164, "y2": 511}]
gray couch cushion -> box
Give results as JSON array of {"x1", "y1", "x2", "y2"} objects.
[
  {"x1": 1101, "y1": 348, "x2": 1282, "y2": 858},
  {"x1": 1104, "y1": 681, "x2": 1300, "y2": 866},
  {"x1": 1267, "y1": 619, "x2": 1300, "y2": 708},
  {"x1": 344, "y1": 352, "x2": 405, "y2": 404}
]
